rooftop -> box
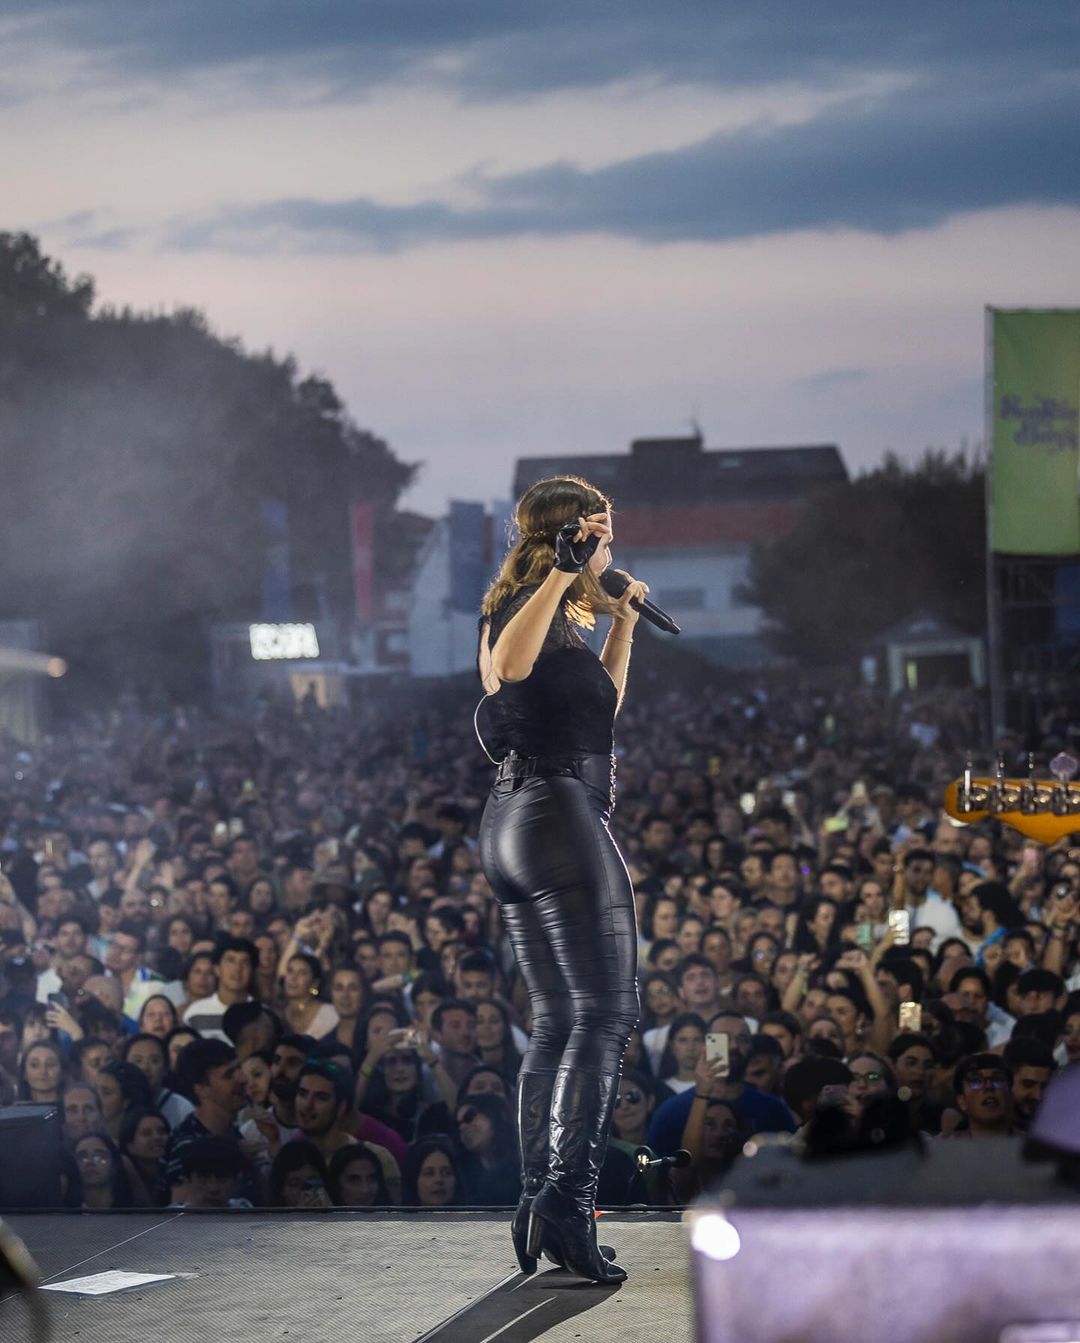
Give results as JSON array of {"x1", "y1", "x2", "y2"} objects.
[{"x1": 512, "y1": 435, "x2": 847, "y2": 506}]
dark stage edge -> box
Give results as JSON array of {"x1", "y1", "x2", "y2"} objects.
[{"x1": 0, "y1": 1210, "x2": 692, "y2": 1343}]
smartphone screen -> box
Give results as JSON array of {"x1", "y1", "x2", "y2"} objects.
[
  {"x1": 888, "y1": 909, "x2": 911, "y2": 946},
  {"x1": 705, "y1": 1033, "x2": 730, "y2": 1078},
  {"x1": 898, "y1": 1001, "x2": 922, "y2": 1032}
]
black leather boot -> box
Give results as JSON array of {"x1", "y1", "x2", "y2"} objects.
[
  {"x1": 511, "y1": 1069, "x2": 556, "y2": 1274},
  {"x1": 526, "y1": 1066, "x2": 627, "y2": 1284}
]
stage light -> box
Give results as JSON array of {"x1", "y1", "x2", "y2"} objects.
[{"x1": 690, "y1": 1212, "x2": 741, "y2": 1262}]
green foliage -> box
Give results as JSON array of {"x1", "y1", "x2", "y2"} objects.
[
  {"x1": 0, "y1": 234, "x2": 416, "y2": 694},
  {"x1": 740, "y1": 449, "x2": 986, "y2": 665},
  {"x1": 0, "y1": 232, "x2": 94, "y2": 323}
]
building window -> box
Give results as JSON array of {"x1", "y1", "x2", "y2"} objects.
[{"x1": 657, "y1": 587, "x2": 706, "y2": 610}]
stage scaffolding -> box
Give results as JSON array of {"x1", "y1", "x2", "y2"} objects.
[{"x1": 989, "y1": 554, "x2": 1080, "y2": 741}]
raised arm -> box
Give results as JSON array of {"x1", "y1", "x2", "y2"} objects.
[
  {"x1": 489, "y1": 572, "x2": 577, "y2": 682},
  {"x1": 1041, "y1": 887, "x2": 1078, "y2": 976},
  {"x1": 671, "y1": 1054, "x2": 731, "y2": 1202},
  {"x1": 854, "y1": 954, "x2": 894, "y2": 1053},
  {"x1": 277, "y1": 913, "x2": 322, "y2": 982},
  {"x1": 782, "y1": 953, "x2": 817, "y2": 1015}
]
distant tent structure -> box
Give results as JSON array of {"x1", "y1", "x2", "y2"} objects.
[{"x1": 869, "y1": 612, "x2": 985, "y2": 694}]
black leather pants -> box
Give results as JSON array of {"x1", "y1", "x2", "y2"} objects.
[{"x1": 479, "y1": 752, "x2": 640, "y2": 1075}]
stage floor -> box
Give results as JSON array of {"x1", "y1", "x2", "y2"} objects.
[{"x1": 0, "y1": 1210, "x2": 693, "y2": 1343}]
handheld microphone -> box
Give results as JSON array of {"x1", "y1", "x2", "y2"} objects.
[{"x1": 599, "y1": 570, "x2": 681, "y2": 634}]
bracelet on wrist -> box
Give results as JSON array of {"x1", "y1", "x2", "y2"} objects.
[{"x1": 360, "y1": 1062, "x2": 374, "y2": 1078}]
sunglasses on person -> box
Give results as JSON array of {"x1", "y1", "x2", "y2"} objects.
[
  {"x1": 616, "y1": 1089, "x2": 644, "y2": 1106},
  {"x1": 851, "y1": 1071, "x2": 883, "y2": 1085}
]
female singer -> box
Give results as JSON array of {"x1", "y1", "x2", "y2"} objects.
[{"x1": 476, "y1": 475, "x2": 648, "y2": 1283}]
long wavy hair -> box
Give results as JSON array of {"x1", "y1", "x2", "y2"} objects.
[{"x1": 481, "y1": 475, "x2": 623, "y2": 629}]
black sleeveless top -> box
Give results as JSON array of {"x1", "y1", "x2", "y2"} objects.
[{"x1": 476, "y1": 585, "x2": 617, "y2": 759}]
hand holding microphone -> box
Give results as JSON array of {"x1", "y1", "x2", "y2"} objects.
[
  {"x1": 599, "y1": 569, "x2": 681, "y2": 635},
  {"x1": 606, "y1": 569, "x2": 650, "y2": 627}
]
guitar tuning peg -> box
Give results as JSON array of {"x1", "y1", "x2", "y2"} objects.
[
  {"x1": 960, "y1": 756, "x2": 974, "y2": 811},
  {"x1": 1050, "y1": 752, "x2": 1078, "y2": 786},
  {"x1": 1019, "y1": 752, "x2": 1039, "y2": 813}
]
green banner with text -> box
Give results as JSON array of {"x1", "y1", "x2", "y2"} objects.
[{"x1": 991, "y1": 309, "x2": 1080, "y2": 554}]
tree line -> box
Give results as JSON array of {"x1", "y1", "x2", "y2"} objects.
[
  {"x1": 0, "y1": 232, "x2": 415, "y2": 697},
  {"x1": 741, "y1": 448, "x2": 986, "y2": 666}
]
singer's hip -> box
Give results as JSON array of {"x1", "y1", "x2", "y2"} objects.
[{"x1": 479, "y1": 760, "x2": 633, "y2": 920}]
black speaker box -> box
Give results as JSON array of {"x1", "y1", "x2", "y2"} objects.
[{"x1": 0, "y1": 1104, "x2": 63, "y2": 1208}]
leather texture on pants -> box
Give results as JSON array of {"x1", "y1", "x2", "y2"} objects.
[{"x1": 479, "y1": 764, "x2": 640, "y2": 1076}]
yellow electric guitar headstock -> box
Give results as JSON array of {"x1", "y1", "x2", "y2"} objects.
[{"x1": 943, "y1": 752, "x2": 1080, "y2": 846}]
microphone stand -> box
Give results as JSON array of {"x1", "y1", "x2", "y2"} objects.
[{"x1": 625, "y1": 1147, "x2": 692, "y2": 1206}]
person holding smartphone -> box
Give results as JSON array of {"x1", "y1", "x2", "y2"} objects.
[
  {"x1": 476, "y1": 477, "x2": 649, "y2": 1284},
  {"x1": 891, "y1": 847, "x2": 960, "y2": 952}
]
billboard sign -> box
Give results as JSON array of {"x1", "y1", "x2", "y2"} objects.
[{"x1": 990, "y1": 309, "x2": 1080, "y2": 555}]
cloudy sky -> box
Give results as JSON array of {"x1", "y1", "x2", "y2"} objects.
[{"x1": 4, "y1": 1, "x2": 1079, "y2": 514}]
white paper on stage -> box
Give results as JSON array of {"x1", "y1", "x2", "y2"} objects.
[{"x1": 42, "y1": 1270, "x2": 177, "y2": 1296}]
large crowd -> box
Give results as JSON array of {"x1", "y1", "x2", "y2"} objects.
[{"x1": 1, "y1": 673, "x2": 1078, "y2": 1210}]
